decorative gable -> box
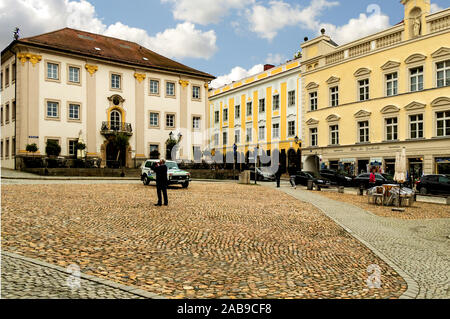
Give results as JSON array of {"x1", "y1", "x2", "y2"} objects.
[
  {"x1": 354, "y1": 110, "x2": 372, "y2": 118},
  {"x1": 354, "y1": 68, "x2": 371, "y2": 77},
  {"x1": 405, "y1": 53, "x2": 427, "y2": 64},
  {"x1": 306, "y1": 82, "x2": 319, "y2": 90},
  {"x1": 381, "y1": 61, "x2": 401, "y2": 70},
  {"x1": 326, "y1": 76, "x2": 340, "y2": 85},
  {"x1": 431, "y1": 47, "x2": 450, "y2": 59},
  {"x1": 381, "y1": 105, "x2": 400, "y2": 114},
  {"x1": 306, "y1": 118, "x2": 319, "y2": 125},
  {"x1": 431, "y1": 97, "x2": 450, "y2": 107},
  {"x1": 405, "y1": 101, "x2": 426, "y2": 111},
  {"x1": 326, "y1": 114, "x2": 341, "y2": 122}
]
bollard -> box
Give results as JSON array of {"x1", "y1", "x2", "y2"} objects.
[
  {"x1": 307, "y1": 180, "x2": 314, "y2": 190},
  {"x1": 338, "y1": 186, "x2": 345, "y2": 194},
  {"x1": 359, "y1": 184, "x2": 364, "y2": 196},
  {"x1": 316, "y1": 183, "x2": 321, "y2": 191}
]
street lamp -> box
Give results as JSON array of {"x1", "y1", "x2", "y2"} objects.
[
  {"x1": 294, "y1": 136, "x2": 302, "y2": 171},
  {"x1": 254, "y1": 144, "x2": 259, "y2": 185},
  {"x1": 169, "y1": 131, "x2": 174, "y2": 140}
]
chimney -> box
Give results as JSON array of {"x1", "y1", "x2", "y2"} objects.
[{"x1": 264, "y1": 64, "x2": 275, "y2": 71}]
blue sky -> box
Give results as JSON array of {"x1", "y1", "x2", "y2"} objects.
[{"x1": 0, "y1": 0, "x2": 447, "y2": 87}]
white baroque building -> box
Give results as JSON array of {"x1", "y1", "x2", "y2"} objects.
[{"x1": 0, "y1": 28, "x2": 214, "y2": 169}]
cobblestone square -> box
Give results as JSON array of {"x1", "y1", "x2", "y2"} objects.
[{"x1": 2, "y1": 183, "x2": 406, "y2": 299}]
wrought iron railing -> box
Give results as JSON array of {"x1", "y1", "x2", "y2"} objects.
[{"x1": 101, "y1": 121, "x2": 133, "y2": 134}]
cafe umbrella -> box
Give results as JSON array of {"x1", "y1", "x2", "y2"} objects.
[{"x1": 394, "y1": 147, "x2": 407, "y2": 207}]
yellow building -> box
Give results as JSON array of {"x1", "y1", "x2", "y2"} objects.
[
  {"x1": 300, "y1": 0, "x2": 450, "y2": 179},
  {"x1": 208, "y1": 60, "x2": 302, "y2": 170}
]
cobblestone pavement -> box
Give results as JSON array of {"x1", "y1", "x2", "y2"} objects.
[
  {"x1": 1, "y1": 252, "x2": 152, "y2": 299},
  {"x1": 274, "y1": 184, "x2": 450, "y2": 299},
  {"x1": 2, "y1": 183, "x2": 406, "y2": 299}
]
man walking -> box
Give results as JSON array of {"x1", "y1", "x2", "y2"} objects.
[
  {"x1": 153, "y1": 159, "x2": 168, "y2": 206},
  {"x1": 275, "y1": 162, "x2": 282, "y2": 188}
]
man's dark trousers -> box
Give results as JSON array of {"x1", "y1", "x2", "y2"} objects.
[
  {"x1": 157, "y1": 185, "x2": 168, "y2": 206},
  {"x1": 153, "y1": 163, "x2": 168, "y2": 205}
]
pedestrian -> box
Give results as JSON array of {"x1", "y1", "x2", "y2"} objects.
[
  {"x1": 288, "y1": 165, "x2": 297, "y2": 189},
  {"x1": 275, "y1": 162, "x2": 282, "y2": 188},
  {"x1": 153, "y1": 159, "x2": 168, "y2": 206},
  {"x1": 369, "y1": 168, "x2": 376, "y2": 188}
]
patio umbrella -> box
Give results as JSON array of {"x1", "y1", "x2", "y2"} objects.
[{"x1": 394, "y1": 148, "x2": 407, "y2": 207}]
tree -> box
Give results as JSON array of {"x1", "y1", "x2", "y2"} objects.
[
  {"x1": 113, "y1": 133, "x2": 130, "y2": 168},
  {"x1": 45, "y1": 140, "x2": 61, "y2": 157},
  {"x1": 26, "y1": 143, "x2": 38, "y2": 155},
  {"x1": 150, "y1": 149, "x2": 160, "y2": 160}
]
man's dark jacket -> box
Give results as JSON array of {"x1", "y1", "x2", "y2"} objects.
[{"x1": 153, "y1": 164, "x2": 168, "y2": 187}]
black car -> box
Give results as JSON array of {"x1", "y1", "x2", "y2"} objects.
[
  {"x1": 320, "y1": 169, "x2": 354, "y2": 186},
  {"x1": 295, "y1": 171, "x2": 331, "y2": 188},
  {"x1": 416, "y1": 174, "x2": 450, "y2": 195},
  {"x1": 353, "y1": 173, "x2": 393, "y2": 189}
]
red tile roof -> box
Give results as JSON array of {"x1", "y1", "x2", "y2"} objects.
[{"x1": 15, "y1": 28, "x2": 214, "y2": 79}]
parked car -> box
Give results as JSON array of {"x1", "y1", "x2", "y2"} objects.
[
  {"x1": 320, "y1": 169, "x2": 354, "y2": 186},
  {"x1": 250, "y1": 167, "x2": 276, "y2": 181},
  {"x1": 415, "y1": 174, "x2": 450, "y2": 195},
  {"x1": 353, "y1": 173, "x2": 393, "y2": 189},
  {"x1": 141, "y1": 160, "x2": 191, "y2": 188},
  {"x1": 295, "y1": 171, "x2": 331, "y2": 188}
]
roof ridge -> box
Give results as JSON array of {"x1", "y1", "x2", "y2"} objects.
[{"x1": 21, "y1": 27, "x2": 71, "y2": 41}]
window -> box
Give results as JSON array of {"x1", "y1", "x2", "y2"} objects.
[
  {"x1": 214, "y1": 111, "x2": 220, "y2": 123},
  {"x1": 246, "y1": 102, "x2": 252, "y2": 116},
  {"x1": 288, "y1": 90, "x2": 296, "y2": 107},
  {"x1": 259, "y1": 126, "x2": 265, "y2": 140},
  {"x1": 68, "y1": 104, "x2": 80, "y2": 120},
  {"x1": 330, "y1": 125, "x2": 339, "y2": 145},
  {"x1": 234, "y1": 129, "x2": 241, "y2": 144},
  {"x1": 12, "y1": 137, "x2": 15, "y2": 157},
  {"x1": 436, "y1": 60, "x2": 450, "y2": 88},
  {"x1": 309, "y1": 92, "x2": 318, "y2": 111},
  {"x1": 214, "y1": 133, "x2": 219, "y2": 146},
  {"x1": 68, "y1": 66, "x2": 80, "y2": 83},
  {"x1": 358, "y1": 79, "x2": 369, "y2": 101},
  {"x1": 288, "y1": 121, "x2": 295, "y2": 137},
  {"x1": 235, "y1": 105, "x2": 240, "y2": 119},
  {"x1": 272, "y1": 123, "x2": 280, "y2": 139},
  {"x1": 46, "y1": 101, "x2": 59, "y2": 119},
  {"x1": 0, "y1": 107, "x2": 3, "y2": 125},
  {"x1": 386, "y1": 72, "x2": 398, "y2": 96},
  {"x1": 111, "y1": 73, "x2": 121, "y2": 89},
  {"x1": 246, "y1": 127, "x2": 252, "y2": 142},
  {"x1": 110, "y1": 110, "x2": 121, "y2": 129},
  {"x1": 150, "y1": 144, "x2": 159, "y2": 159},
  {"x1": 166, "y1": 82, "x2": 175, "y2": 96},
  {"x1": 47, "y1": 63, "x2": 59, "y2": 80},
  {"x1": 0, "y1": 140, "x2": 3, "y2": 158},
  {"x1": 410, "y1": 66, "x2": 423, "y2": 92},
  {"x1": 166, "y1": 114, "x2": 175, "y2": 128},
  {"x1": 330, "y1": 86, "x2": 339, "y2": 107},
  {"x1": 273, "y1": 95, "x2": 280, "y2": 110},
  {"x1": 436, "y1": 111, "x2": 450, "y2": 137},
  {"x1": 385, "y1": 117, "x2": 398, "y2": 141},
  {"x1": 12, "y1": 101, "x2": 15, "y2": 121},
  {"x1": 5, "y1": 67, "x2": 9, "y2": 87},
  {"x1": 1, "y1": 70, "x2": 3, "y2": 90},
  {"x1": 150, "y1": 80, "x2": 159, "y2": 95},
  {"x1": 68, "y1": 140, "x2": 77, "y2": 156},
  {"x1": 310, "y1": 128, "x2": 318, "y2": 147},
  {"x1": 259, "y1": 99, "x2": 265, "y2": 113},
  {"x1": 223, "y1": 132, "x2": 228, "y2": 145},
  {"x1": 150, "y1": 112, "x2": 159, "y2": 127},
  {"x1": 358, "y1": 121, "x2": 369, "y2": 143},
  {"x1": 5, "y1": 139, "x2": 9, "y2": 158},
  {"x1": 5, "y1": 103, "x2": 9, "y2": 124},
  {"x1": 192, "y1": 86, "x2": 200, "y2": 99},
  {"x1": 193, "y1": 116, "x2": 201, "y2": 130},
  {"x1": 223, "y1": 108, "x2": 228, "y2": 122},
  {"x1": 12, "y1": 63, "x2": 16, "y2": 83},
  {"x1": 410, "y1": 114, "x2": 424, "y2": 139}
]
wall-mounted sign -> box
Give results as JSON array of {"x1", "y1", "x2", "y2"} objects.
[{"x1": 28, "y1": 136, "x2": 39, "y2": 139}]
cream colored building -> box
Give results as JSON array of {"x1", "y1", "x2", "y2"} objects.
[
  {"x1": 208, "y1": 60, "x2": 302, "y2": 170},
  {"x1": 0, "y1": 28, "x2": 214, "y2": 169},
  {"x1": 300, "y1": 0, "x2": 450, "y2": 178}
]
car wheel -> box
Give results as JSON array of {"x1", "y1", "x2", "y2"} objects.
[
  {"x1": 182, "y1": 181, "x2": 189, "y2": 188},
  {"x1": 143, "y1": 175, "x2": 150, "y2": 186},
  {"x1": 419, "y1": 187, "x2": 427, "y2": 195}
]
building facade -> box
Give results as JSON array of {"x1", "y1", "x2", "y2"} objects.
[
  {"x1": 300, "y1": 0, "x2": 450, "y2": 179},
  {"x1": 0, "y1": 28, "x2": 214, "y2": 169},
  {"x1": 208, "y1": 60, "x2": 302, "y2": 170}
]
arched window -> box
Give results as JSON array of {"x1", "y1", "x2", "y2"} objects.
[{"x1": 110, "y1": 110, "x2": 121, "y2": 130}]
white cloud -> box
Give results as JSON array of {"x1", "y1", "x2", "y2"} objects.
[
  {"x1": 161, "y1": 0, "x2": 254, "y2": 25},
  {"x1": 211, "y1": 64, "x2": 264, "y2": 89},
  {"x1": 0, "y1": 0, "x2": 217, "y2": 60},
  {"x1": 320, "y1": 5, "x2": 390, "y2": 45},
  {"x1": 265, "y1": 53, "x2": 286, "y2": 65},
  {"x1": 246, "y1": 0, "x2": 338, "y2": 40},
  {"x1": 430, "y1": 3, "x2": 443, "y2": 13}
]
